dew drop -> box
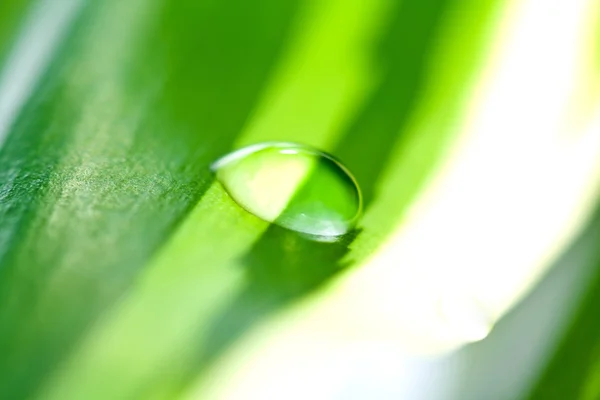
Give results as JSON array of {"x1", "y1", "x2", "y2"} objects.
[{"x1": 211, "y1": 142, "x2": 362, "y2": 239}]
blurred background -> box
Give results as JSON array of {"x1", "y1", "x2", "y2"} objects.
[{"x1": 0, "y1": 0, "x2": 599, "y2": 399}]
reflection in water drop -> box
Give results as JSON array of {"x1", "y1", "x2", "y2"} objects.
[{"x1": 212, "y1": 142, "x2": 362, "y2": 239}]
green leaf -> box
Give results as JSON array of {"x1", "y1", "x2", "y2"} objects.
[
  {"x1": 0, "y1": 0, "x2": 303, "y2": 396},
  {"x1": 0, "y1": 0, "x2": 32, "y2": 63},
  {"x1": 0, "y1": 0, "x2": 599, "y2": 399},
  {"x1": 527, "y1": 211, "x2": 600, "y2": 400}
]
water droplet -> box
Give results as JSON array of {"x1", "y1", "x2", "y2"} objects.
[{"x1": 212, "y1": 142, "x2": 362, "y2": 239}]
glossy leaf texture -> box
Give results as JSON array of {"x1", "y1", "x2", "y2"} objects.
[{"x1": 0, "y1": 0, "x2": 599, "y2": 399}]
